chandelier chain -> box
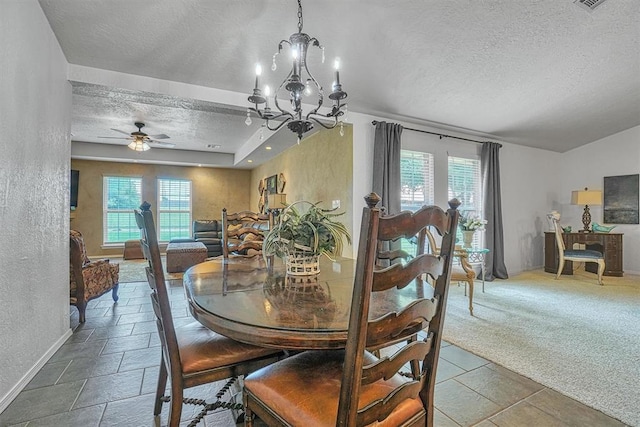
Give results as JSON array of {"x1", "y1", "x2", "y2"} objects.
[{"x1": 297, "y1": 0, "x2": 303, "y2": 32}]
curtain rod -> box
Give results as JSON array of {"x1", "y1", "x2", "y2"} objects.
[{"x1": 371, "y1": 120, "x2": 502, "y2": 147}]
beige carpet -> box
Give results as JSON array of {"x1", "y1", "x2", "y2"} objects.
[
  {"x1": 115, "y1": 257, "x2": 183, "y2": 283},
  {"x1": 442, "y1": 268, "x2": 640, "y2": 426}
]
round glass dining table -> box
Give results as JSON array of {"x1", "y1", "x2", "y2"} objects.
[{"x1": 183, "y1": 256, "x2": 430, "y2": 350}]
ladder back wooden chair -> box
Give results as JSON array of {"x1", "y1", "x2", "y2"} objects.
[
  {"x1": 243, "y1": 193, "x2": 460, "y2": 427},
  {"x1": 134, "y1": 202, "x2": 283, "y2": 426},
  {"x1": 222, "y1": 209, "x2": 273, "y2": 258}
]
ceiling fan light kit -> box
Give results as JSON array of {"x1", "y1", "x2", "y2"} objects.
[
  {"x1": 128, "y1": 137, "x2": 151, "y2": 152},
  {"x1": 246, "y1": 0, "x2": 347, "y2": 142}
]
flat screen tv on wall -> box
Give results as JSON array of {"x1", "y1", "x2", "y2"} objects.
[{"x1": 70, "y1": 169, "x2": 79, "y2": 210}]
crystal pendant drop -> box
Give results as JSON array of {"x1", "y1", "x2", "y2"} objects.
[
  {"x1": 321, "y1": 46, "x2": 325, "y2": 63},
  {"x1": 245, "y1": 111, "x2": 252, "y2": 126},
  {"x1": 271, "y1": 53, "x2": 278, "y2": 71},
  {"x1": 259, "y1": 126, "x2": 264, "y2": 140},
  {"x1": 339, "y1": 122, "x2": 344, "y2": 137}
]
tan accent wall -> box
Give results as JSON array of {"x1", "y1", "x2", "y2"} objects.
[
  {"x1": 250, "y1": 126, "x2": 355, "y2": 258},
  {"x1": 70, "y1": 159, "x2": 252, "y2": 257}
]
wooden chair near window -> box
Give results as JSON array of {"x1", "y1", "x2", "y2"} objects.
[
  {"x1": 134, "y1": 202, "x2": 283, "y2": 427},
  {"x1": 423, "y1": 227, "x2": 476, "y2": 315},
  {"x1": 243, "y1": 193, "x2": 460, "y2": 427},
  {"x1": 221, "y1": 209, "x2": 273, "y2": 258}
]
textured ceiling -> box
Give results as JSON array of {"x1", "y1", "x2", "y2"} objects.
[{"x1": 38, "y1": 0, "x2": 640, "y2": 163}]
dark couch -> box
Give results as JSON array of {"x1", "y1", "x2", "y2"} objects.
[{"x1": 193, "y1": 220, "x2": 223, "y2": 257}]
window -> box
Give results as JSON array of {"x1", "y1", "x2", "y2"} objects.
[
  {"x1": 157, "y1": 178, "x2": 192, "y2": 242},
  {"x1": 448, "y1": 156, "x2": 482, "y2": 246},
  {"x1": 103, "y1": 176, "x2": 142, "y2": 244},
  {"x1": 400, "y1": 150, "x2": 435, "y2": 211},
  {"x1": 399, "y1": 150, "x2": 435, "y2": 254}
]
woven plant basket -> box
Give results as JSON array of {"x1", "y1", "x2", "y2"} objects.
[{"x1": 285, "y1": 246, "x2": 321, "y2": 276}]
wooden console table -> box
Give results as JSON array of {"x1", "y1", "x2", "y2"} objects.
[{"x1": 544, "y1": 232, "x2": 623, "y2": 277}]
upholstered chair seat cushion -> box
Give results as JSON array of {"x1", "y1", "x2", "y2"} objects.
[
  {"x1": 244, "y1": 349, "x2": 425, "y2": 427},
  {"x1": 565, "y1": 249, "x2": 603, "y2": 259},
  {"x1": 195, "y1": 231, "x2": 221, "y2": 239},
  {"x1": 176, "y1": 322, "x2": 282, "y2": 375}
]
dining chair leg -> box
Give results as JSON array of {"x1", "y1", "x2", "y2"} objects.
[
  {"x1": 168, "y1": 385, "x2": 184, "y2": 427},
  {"x1": 154, "y1": 359, "x2": 168, "y2": 416},
  {"x1": 244, "y1": 393, "x2": 255, "y2": 427}
]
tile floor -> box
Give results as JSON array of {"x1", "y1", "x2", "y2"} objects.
[{"x1": 0, "y1": 280, "x2": 629, "y2": 427}]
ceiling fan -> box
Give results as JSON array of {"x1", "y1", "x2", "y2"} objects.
[{"x1": 99, "y1": 122, "x2": 175, "y2": 151}]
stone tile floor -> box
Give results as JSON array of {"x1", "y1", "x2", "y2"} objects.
[{"x1": 0, "y1": 280, "x2": 629, "y2": 427}]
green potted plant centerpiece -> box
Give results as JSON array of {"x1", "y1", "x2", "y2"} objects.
[{"x1": 263, "y1": 201, "x2": 351, "y2": 275}]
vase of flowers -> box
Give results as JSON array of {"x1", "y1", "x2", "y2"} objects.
[
  {"x1": 263, "y1": 201, "x2": 351, "y2": 275},
  {"x1": 459, "y1": 213, "x2": 487, "y2": 248}
]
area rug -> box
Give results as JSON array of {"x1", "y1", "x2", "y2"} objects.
[
  {"x1": 115, "y1": 257, "x2": 183, "y2": 283},
  {"x1": 442, "y1": 268, "x2": 640, "y2": 426}
]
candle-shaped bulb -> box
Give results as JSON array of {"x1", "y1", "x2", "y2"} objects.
[
  {"x1": 264, "y1": 85, "x2": 271, "y2": 107},
  {"x1": 254, "y1": 63, "x2": 262, "y2": 90},
  {"x1": 334, "y1": 57, "x2": 341, "y2": 86}
]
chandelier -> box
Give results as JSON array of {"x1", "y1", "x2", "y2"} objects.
[{"x1": 246, "y1": 0, "x2": 347, "y2": 142}]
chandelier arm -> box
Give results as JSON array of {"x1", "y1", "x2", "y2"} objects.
[
  {"x1": 278, "y1": 39, "x2": 291, "y2": 51},
  {"x1": 248, "y1": 107, "x2": 290, "y2": 123},
  {"x1": 265, "y1": 117, "x2": 293, "y2": 132},
  {"x1": 308, "y1": 115, "x2": 339, "y2": 130}
]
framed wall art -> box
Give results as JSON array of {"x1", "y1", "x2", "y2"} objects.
[
  {"x1": 603, "y1": 174, "x2": 639, "y2": 224},
  {"x1": 266, "y1": 174, "x2": 278, "y2": 195}
]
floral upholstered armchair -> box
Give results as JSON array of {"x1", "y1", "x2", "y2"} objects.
[{"x1": 70, "y1": 230, "x2": 119, "y2": 322}]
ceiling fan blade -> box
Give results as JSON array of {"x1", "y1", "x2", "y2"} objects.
[
  {"x1": 98, "y1": 136, "x2": 130, "y2": 139},
  {"x1": 149, "y1": 140, "x2": 176, "y2": 147},
  {"x1": 149, "y1": 134, "x2": 170, "y2": 139},
  {"x1": 110, "y1": 128, "x2": 132, "y2": 136}
]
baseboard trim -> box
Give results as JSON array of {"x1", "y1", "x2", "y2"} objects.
[{"x1": 0, "y1": 328, "x2": 73, "y2": 414}]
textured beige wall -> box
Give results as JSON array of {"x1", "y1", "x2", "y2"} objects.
[
  {"x1": 250, "y1": 126, "x2": 355, "y2": 257},
  {"x1": 0, "y1": 1, "x2": 72, "y2": 409},
  {"x1": 71, "y1": 159, "x2": 252, "y2": 257}
]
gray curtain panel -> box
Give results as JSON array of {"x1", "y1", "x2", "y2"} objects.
[
  {"x1": 372, "y1": 121, "x2": 403, "y2": 215},
  {"x1": 481, "y1": 142, "x2": 509, "y2": 280}
]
